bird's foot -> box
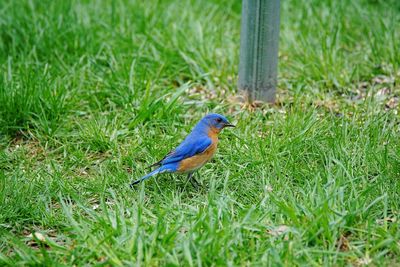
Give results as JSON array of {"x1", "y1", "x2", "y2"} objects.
[
  {"x1": 190, "y1": 177, "x2": 201, "y2": 190},
  {"x1": 187, "y1": 173, "x2": 202, "y2": 190}
]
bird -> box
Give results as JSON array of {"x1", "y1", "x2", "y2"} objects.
[{"x1": 130, "y1": 113, "x2": 235, "y2": 188}]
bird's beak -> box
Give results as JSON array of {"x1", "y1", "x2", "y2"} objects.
[{"x1": 224, "y1": 123, "x2": 235, "y2": 128}]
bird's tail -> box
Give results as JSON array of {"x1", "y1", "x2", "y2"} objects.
[{"x1": 129, "y1": 165, "x2": 172, "y2": 188}]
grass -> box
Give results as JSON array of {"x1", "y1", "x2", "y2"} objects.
[{"x1": 0, "y1": 0, "x2": 399, "y2": 265}]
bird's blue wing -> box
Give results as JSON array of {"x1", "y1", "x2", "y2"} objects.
[{"x1": 160, "y1": 135, "x2": 212, "y2": 165}]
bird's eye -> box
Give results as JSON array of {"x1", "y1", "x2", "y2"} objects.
[{"x1": 215, "y1": 118, "x2": 222, "y2": 123}]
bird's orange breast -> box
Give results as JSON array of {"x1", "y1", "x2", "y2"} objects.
[{"x1": 177, "y1": 129, "x2": 219, "y2": 173}]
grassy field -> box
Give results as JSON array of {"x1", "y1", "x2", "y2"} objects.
[{"x1": 1, "y1": 0, "x2": 400, "y2": 265}]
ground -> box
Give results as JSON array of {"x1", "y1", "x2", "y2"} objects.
[{"x1": 0, "y1": 0, "x2": 399, "y2": 265}]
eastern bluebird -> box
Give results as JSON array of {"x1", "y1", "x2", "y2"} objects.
[{"x1": 130, "y1": 113, "x2": 235, "y2": 188}]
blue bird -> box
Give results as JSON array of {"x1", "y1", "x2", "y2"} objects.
[{"x1": 130, "y1": 113, "x2": 235, "y2": 187}]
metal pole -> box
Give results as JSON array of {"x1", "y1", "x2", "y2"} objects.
[{"x1": 238, "y1": 0, "x2": 280, "y2": 103}]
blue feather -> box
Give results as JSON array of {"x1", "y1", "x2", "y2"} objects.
[
  {"x1": 130, "y1": 164, "x2": 177, "y2": 187},
  {"x1": 160, "y1": 136, "x2": 211, "y2": 165}
]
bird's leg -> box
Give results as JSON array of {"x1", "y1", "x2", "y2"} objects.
[{"x1": 187, "y1": 172, "x2": 200, "y2": 189}]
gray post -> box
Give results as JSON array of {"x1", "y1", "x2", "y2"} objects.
[{"x1": 238, "y1": 0, "x2": 280, "y2": 103}]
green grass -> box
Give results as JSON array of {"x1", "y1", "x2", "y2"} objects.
[{"x1": 1, "y1": 0, "x2": 399, "y2": 265}]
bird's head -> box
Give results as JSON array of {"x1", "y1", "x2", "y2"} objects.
[{"x1": 199, "y1": 113, "x2": 235, "y2": 133}]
